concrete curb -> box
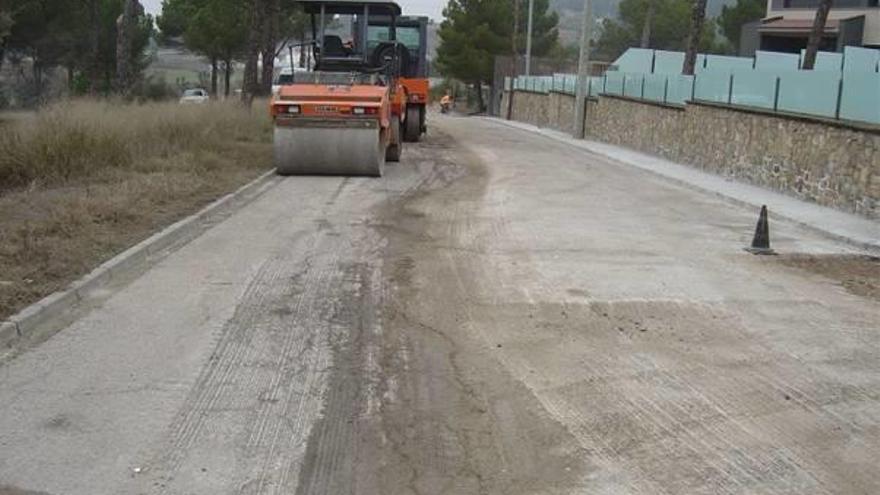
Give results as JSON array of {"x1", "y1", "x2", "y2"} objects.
[
  {"x1": 2, "y1": 170, "x2": 279, "y2": 351},
  {"x1": 485, "y1": 117, "x2": 880, "y2": 254}
]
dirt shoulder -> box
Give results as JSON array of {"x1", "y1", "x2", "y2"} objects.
[
  {"x1": 777, "y1": 254, "x2": 880, "y2": 303},
  {"x1": 0, "y1": 100, "x2": 272, "y2": 320}
]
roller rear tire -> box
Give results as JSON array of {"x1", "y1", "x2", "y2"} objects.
[
  {"x1": 386, "y1": 118, "x2": 402, "y2": 162},
  {"x1": 404, "y1": 105, "x2": 422, "y2": 142}
]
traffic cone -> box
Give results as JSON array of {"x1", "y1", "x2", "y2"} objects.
[{"x1": 745, "y1": 205, "x2": 776, "y2": 255}]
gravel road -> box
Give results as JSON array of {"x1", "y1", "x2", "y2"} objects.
[{"x1": 1, "y1": 114, "x2": 878, "y2": 495}]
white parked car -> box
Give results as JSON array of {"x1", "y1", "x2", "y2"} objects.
[{"x1": 179, "y1": 88, "x2": 210, "y2": 104}]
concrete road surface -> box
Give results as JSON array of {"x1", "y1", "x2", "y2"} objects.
[{"x1": 1, "y1": 115, "x2": 879, "y2": 495}]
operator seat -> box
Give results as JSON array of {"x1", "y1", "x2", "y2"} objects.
[{"x1": 322, "y1": 35, "x2": 347, "y2": 57}]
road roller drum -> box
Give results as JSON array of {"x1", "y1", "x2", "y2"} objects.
[{"x1": 274, "y1": 118, "x2": 385, "y2": 176}]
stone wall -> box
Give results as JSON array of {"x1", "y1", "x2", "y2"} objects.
[
  {"x1": 503, "y1": 90, "x2": 880, "y2": 219},
  {"x1": 500, "y1": 91, "x2": 579, "y2": 135}
]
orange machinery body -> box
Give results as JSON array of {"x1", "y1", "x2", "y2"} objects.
[
  {"x1": 271, "y1": 82, "x2": 407, "y2": 134},
  {"x1": 400, "y1": 78, "x2": 428, "y2": 106}
]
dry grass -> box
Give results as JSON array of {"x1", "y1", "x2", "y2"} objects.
[{"x1": 0, "y1": 99, "x2": 273, "y2": 319}]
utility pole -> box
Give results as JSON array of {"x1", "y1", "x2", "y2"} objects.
[
  {"x1": 525, "y1": 0, "x2": 534, "y2": 75},
  {"x1": 507, "y1": 0, "x2": 521, "y2": 120},
  {"x1": 573, "y1": 0, "x2": 593, "y2": 138}
]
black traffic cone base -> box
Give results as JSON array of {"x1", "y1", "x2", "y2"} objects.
[
  {"x1": 744, "y1": 246, "x2": 777, "y2": 255},
  {"x1": 745, "y1": 205, "x2": 777, "y2": 255}
]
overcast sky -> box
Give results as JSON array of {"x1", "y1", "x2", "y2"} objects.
[{"x1": 142, "y1": 0, "x2": 446, "y2": 23}]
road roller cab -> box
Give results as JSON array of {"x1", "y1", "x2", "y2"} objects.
[
  {"x1": 356, "y1": 15, "x2": 429, "y2": 142},
  {"x1": 270, "y1": 0, "x2": 409, "y2": 177}
]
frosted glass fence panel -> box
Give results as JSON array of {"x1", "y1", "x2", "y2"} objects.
[
  {"x1": 614, "y1": 48, "x2": 654, "y2": 73},
  {"x1": 643, "y1": 74, "x2": 667, "y2": 102},
  {"x1": 703, "y1": 54, "x2": 753, "y2": 72},
  {"x1": 552, "y1": 74, "x2": 565, "y2": 92},
  {"x1": 776, "y1": 71, "x2": 840, "y2": 118},
  {"x1": 604, "y1": 72, "x2": 625, "y2": 95},
  {"x1": 800, "y1": 50, "x2": 843, "y2": 71},
  {"x1": 654, "y1": 50, "x2": 685, "y2": 74},
  {"x1": 730, "y1": 71, "x2": 777, "y2": 110},
  {"x1": 839, "y1": 72, "x2": 880, "y2": 124},
  {"x1": 590, "y1": 76, "x2": 604, "y2": 96},
  {"x1": 694, "y1": 71, "x2": 731, "y2": 103},
  {"x1": 623, "y1": 73, "x2": 644, "y2": 98},
  {"x1": 566, "y1": 75, "x2": 576, "y2": 94},
  {"x1": 843, "y1": 46, "x2": 879, "y2": 72},
  {"x1": 532, "y1": 77, "x2": 542, "y2": 93},
  {"x1": 666, "y1": 75, "x2": 694, "y2": 105},
  {"x1": 755, "y1": 51, "x2": 798, "y2": 71},
  {"x1": 526, "y1": 77, "x2": 551, "y2": 93}
]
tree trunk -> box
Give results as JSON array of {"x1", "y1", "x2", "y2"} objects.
[
  {"x1": 115, "y1": 0, "x2": 138, "y2": 94},
  {"x1": 260, "y1": 0, "x2": 279, "y2": 95},
  {"x1": 210, "y1": 56, "x2": 219, "y2": 96},
  {"x1": 88, "y1": 0, "x2": 102, "y2": 93},
  {"x1": 32, "y1": 58, "x2": 43, "y2": 100},
  {"x1": 0, "y1": 38, "x2": 6, "y2": 75},
  {"x1": 682, "y1": 0, "x2": 708, "y2": 75},
  {"x1": 802, "y1": 0, "x2": 833, "y2": 70},
  {"x1": 225, "y1": 57, "x2": 233, "y2": 98},
  {"x1": 640, "y1": 0, "x2": 655, "y2": 48},
  {"x1": 242, "y1": 0, "x2": 264, "y2": 105}
]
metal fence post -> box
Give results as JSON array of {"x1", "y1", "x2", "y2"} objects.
[
  {"x1": 772, "y1": 76, "x2": 781, "y2": 112},
  {"x1": 834, "y1": 76, "x2": 843, "y2": 120},
  {"x1": 728, "y1": 73, "x2": 734, "y2": 104},
  {"x1": 663, "y1": 76, "x2": 669, "y2": 105}
]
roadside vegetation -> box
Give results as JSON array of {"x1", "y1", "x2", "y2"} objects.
[{"x1": 0, "y1": 99, "x2": 272, "y2": 320}]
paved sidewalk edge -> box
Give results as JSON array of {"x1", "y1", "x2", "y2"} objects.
[
  {"x1": 1, "y1": 170, "x2": 280, "y2": 350},
  {"x1": 485, "y1": 117, "x2": 880, "y2": 254}
]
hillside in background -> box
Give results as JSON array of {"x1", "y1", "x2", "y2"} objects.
[{"x1": 552, "y1": 0, "x2": 739, "y2": 43}]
